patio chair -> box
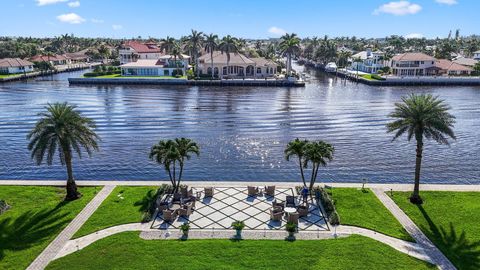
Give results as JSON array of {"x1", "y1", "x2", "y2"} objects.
[
  {"x1": 247, "y1": 186, "x2": 259, "y2": 196},
  {"x1": 184, "y1": 196, "x2": 196, "y2": 209},
  {"x1": 172, "y1": 193, "x2": 182, "y2": 203},
  {"x1": 180, "y1": 186, "x2": 188, "y2": 197},
  {"x1": 178, "y1": 204, "x2": 193, "y2": 217},
  {"x1": 158, "y1": 201, "x2": 169, "y2": 212},
  {"x1": 286, "y1": 196, "x2": 296, "y2": 208},
  {"x1": 264, "y1": 185, "x2": 276, "y2": 196},
  {"x1": 273, "y1": 206, "x2": 283, "y2": 213},
  {"x1": 204, "y1": 187, "x2": 214, "y2": 197},
  {"x1": 288, "y1": 212, "x2": 299, "y2": 224},
  {"x1": 272, "y1": 199, "x2": 284, "y2": 210},
  {"x1": 270, "y1": 209, "x2": 284, "y2": 221},
  {"x1": 162, "y1": 209, "x2": 177, "y2": 223},
  {"x1": 297, "y1": 205, "x2": 309, "y2": 218}
]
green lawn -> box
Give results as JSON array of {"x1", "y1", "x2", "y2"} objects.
[
  {"x1": 84, "y1": 74, "x2": 187, "y2": 79},
  {"x1": 0, "y1": 74, "x2": 22, "y2": 78},
  {"x1": 73, "y1": 186, "x2": 157, "y2": 238},
  {"x1": 391, "y1": 191, "x2": 480, "y2": 270},
  {"x1": 331, "y1": 188, "x2": 412, "y2": 241},
  {"x1": 47, "y1": 233, "x2": 434, "y2": 270},
  {"x1": 0, "y1": 186, "x2": 97, "y2": 270}
]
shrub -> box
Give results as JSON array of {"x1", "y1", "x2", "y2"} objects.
[
  {"x1": 172, "y1": 69, "x2": 183, "y2": 77},
  {"x1": 329, "y1": 210, "x2": 341, "y2": 226},
  {"x1": 186, "y1": 69, "x2": 194, "y2": 80},
  {"x1": 231, "y1": 220, "x2": 245, "y2": 231},
  {"x1": 285, "y1": 222, "x2": 297, "y2": 233},
  {"x1": 180, "y1": 223, "x2": 190, "y2": 233},
  {"x1": 371, "y1": 74, "x2": 386, "y2": 81},
  {"x1": 83, "y1": 72, "x2": 98, "y2": 77},
  {"x1": 0, "y1": 199, "x2": 10, "y2": 214},
  {"x1": 141, "y1": 184, "x2": 173, "y2": 223},
  {"x1": 315, "y1": 186, "x2": 341, "y2": 226}
]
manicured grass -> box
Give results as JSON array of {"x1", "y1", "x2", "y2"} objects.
[
  {"x1": 0, "y1": 186, "x2": 97, "y2": 270},
  {"x1": 0, "y1": 74, "x2": 23, "y2": 78},
  {"x1": 331, "y1": 188, "x2": 412, "y2": 241},
  {"x1": 73, "y1": 186, "x2": 157, "y2": 238},
  {"x1": 47, "y1": 233, "x2": 434, "y2": 270},
  {"x1": 391, "y1": 191, "x2": 480, "y2": 270},
  {"x1": 84, "y1": 74, "x2": 187, "y2": 79}
]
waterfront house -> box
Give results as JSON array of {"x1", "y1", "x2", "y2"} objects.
[
  {"x1": 350, "y1": 49, "x2": 385, "y2": 74},
  {"x1": 0, "y1": 58, "x2": 34, "y2": 74},
  {"x1": 119, "y1": 41, "x2": 162, "y2": 64},
  {"x1": 30, "y1": 54, "x2": 71, "y2": 66},
  {"x1": 120, "y1": 54, "x2": 190, "y2": 76},
  {"x1": 197, "y1": 51, "x2": 278, "y2": 79},
  {"x1": 434, "y1": 59, "x2": 473, "y2": 76},
  {"x1": 474, "y1": 51, "x2": 480, "y2": 60},
  {"x1": 390, "y1": 52, "x2": 437, "y2": 76},
  {"x1": 453, "y1": 57, "x2": 478, "y2": 68},
  {"x1": 65, "y1": 49, "x2": 91, "y2": 64}
]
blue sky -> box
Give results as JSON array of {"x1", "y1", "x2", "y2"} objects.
[{"x1": 0, "y1": 0, "x2": 477, "y2": 38}]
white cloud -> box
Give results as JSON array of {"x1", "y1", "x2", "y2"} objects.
[
  {"x1": 268, "y1": 26, "x2": 287, "y2": 37},
  {"x1": 91, "y1": 18, "x2": 104, "y2": 23},
  {"x1": 435, "y1": 0, "x2": 457, "y2": 5},
  {"x1": 405, "y1": 33, "x2": 424, "y2": 39},
  {"x1": 36, "y1": 0, "x2": 67, "y2": 6},
  {"x1": 67, "y1": 1, "x2": 80, "y2": 7},
  {"x1": 373, "y1": 1, "x2": 422, "y2": 16},
  {"x1": 112, "y1": 24, "x2": 123, "y2": 30},
  {"x1": 56, "y1": 13, "x2": 86, "y2": 24}
]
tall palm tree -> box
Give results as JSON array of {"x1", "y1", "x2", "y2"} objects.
[
  {"x1": 204, "y1": 34, "x2": 218, "y2": 79},
  {"x1": 285, "y1": 138, "x2": 308, "y2": 188},
  {"x1": 387, "y1": 94, "x2": 456, "y2": 204},
  {"x1": 303, "y1": 141, "x2": 334, "y2": 190},
  {"x1": 160, "y1": 36, "x2": 176, "y2": 54},
  {"x1": 27, "y1": 102, "x2": 100, "y2": 200},
  {"x1": 279, "y1": 33, "x2": 301, "y2": 77},
  {"x1": 218, "y1": 35, "x2": 239, "y2": 79},
  {"x1": 170, "y1": 42, "x2": 184, "y2": 76},
  {"x1": 184, "y1": 30, "x2": 204, "y2": 77},
  {"x1": 149, "y1": 138, "x2": 199, "y2": 192}
]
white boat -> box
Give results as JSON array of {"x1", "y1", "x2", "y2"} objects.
[{"x1": 325, "y1": 62, "x2": 338, "y2": 73}]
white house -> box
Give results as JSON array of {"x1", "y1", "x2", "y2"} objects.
[
  {"x1": 391, "y1": 53, "x2": 437, "y2": 76},
  {"x1": 120, "y1": 54, "x2": 190, "y2": 77},
  {"x1": 197, "y1": 51, "x2": 278, "y2": 79},
  {"x1": 0, "y1": 58, "x2": 34, "y2": 74},
  {"x1": 474, "y1": 50, "x2": 480, "y2": 60},
  {"x1": 350, "y1": 49, "x2": 385, "y2": 74},
  {"x1": 119, "y1": 41, "x2": 163, "y2": 64}
]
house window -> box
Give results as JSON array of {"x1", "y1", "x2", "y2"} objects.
[
  {"x1": 207, "y1": 67, "x2": 212, "y2": 75},
  {"x1": 223, "y1": 67, "x2": 227, "y2": 75},
  {"x1": 257, "y1": 67, "x2": 261, "y2": 73},
  {"x1": 164, "y1": 70, "x2": 169, "y2": 76}
]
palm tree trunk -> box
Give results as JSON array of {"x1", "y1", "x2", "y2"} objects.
[
  {"x1": 298, "y1": 156, "x2": 306, "y2": 187},
  {"x1": 195, "y1": 51, "x2": 200, "y2": 78},
  {"x1": 177, "y1": 161, "x2": 184, "y2": 190},
  {"x1": 166, "y1": 167, "x2": 174, "y2": 188},
  {"x1": 411, "y1": 140, "x2": 424, "y2": 204},
  {"x1": 286, "y1": 54, "x2": 291, "y2": 76},
  {"x1": 310, "y1": 163, "x2": 320, "y2": 191},
  {"x1": 172, "y1": 161, "x2": 177, "y2": 192},
  {"x1": 64, "y1": 150, "x2": 80, "y2": 200},
  {"x1": 211, "y1": 52, "x2": 214, "y2": 79}
]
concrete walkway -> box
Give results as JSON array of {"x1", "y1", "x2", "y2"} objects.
[
  {"x1": 26, "y1": 185, "x2": 116, "y2": 270},
  {"x1": 371, "y1": 188, "x2": 456, "y2": 270},
  {"x1": 1, "y1": 180, "x2": 480, "y2": 192},
  {"x1": 54, "y1": 222, "x2": 433, "y2": 264}
]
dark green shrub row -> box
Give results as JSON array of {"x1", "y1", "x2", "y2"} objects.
[
  {"x1": 314, "y1": 186, "x2": 340, "y2": 226},
  {"x1": 371, "y1": 74, "x2": 386, "y2": 81},
  {"x1": 83, "y1": 71, "x2": 120, "y2": 77}
]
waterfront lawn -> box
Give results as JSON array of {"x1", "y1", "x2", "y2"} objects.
[
  {"x1": 73, "y1": 186, "x2": 157, "y2": 238},
  {"x1": 0, "y1": 74, "x2": 22, "y2": 78},
  {"x1": 46, "y1": 233, "x2": 434, "y2": 270},
  {"x1": 391, "y1": 191, "x2": 480, "y2": 270},
  {"x1": 331, "y1": 188, "x2": 412, "y2": 241},
  {"x1": 0, "y1": 186, "x2": 97, "y2": 270},
  {"x1": 85, "y1": 74, "x2": 187, "y2": 79}
]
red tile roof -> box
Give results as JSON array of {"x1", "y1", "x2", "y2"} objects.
[
  {"x1": 0, "y1": 58, "x2": 34, "y2": 67},
  {"x1": 122, "y1": 41, "x2": 162, "y2": 53},
  {"x1": 392, "y1": 52, "x2": 435, "y2": 62},
  {"x1": 435, "y1": 59, "x2": 473, "y2": 72},
  {"x1": 30, "y1": 54, "x2": 69, "y2": 62}
]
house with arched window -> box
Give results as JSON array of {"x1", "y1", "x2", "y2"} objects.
[{"x1": 198, "y1": 51, "x2": 278, "y2": 79}]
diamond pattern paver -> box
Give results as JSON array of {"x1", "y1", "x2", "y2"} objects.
[{"x1": 152, "y1": 187, "x2": 328, "y2": 232}]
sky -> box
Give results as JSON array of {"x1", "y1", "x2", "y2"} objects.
[{"x1": 0, "y1": 0, "x2": 478, "y2": 39}]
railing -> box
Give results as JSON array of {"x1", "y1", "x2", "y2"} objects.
[{"x1": 396, "y1": 64, "x2": 420, "y2": 68}]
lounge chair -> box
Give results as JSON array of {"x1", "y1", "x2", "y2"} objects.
[
  {"x1": 264, "y1": 186, "x2": 275, "y2": 196},
  {"x1": 286, "y1": 196, "x2": 296, "y2": 208},
  {"x1": 272, "y1": 199, "x2": 284, "y2": 210},
  {"x1": 270, "y1": 209, "x2": 284, "y2": 221},
  {"x1": 247, "y1": 186, "x2": 259, "y2": 196},
  {"x1": 204, "y1": 187, "x2": 214, "y2": 197},
  {"x1": 288, "y1": 212, "x2": 299, "y2": 224},
  {"x1": 297, "y1": 205, "x2": 309, "y2": 218},
  {"x1": 162, "y1": 209, "x2": 177, "y2": 222}
]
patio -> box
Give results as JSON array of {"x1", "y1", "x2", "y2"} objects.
[{"x1": 152, "y1": 187, "x2": 328, "y2": 231}]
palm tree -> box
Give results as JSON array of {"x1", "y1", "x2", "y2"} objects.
[
  {"x1": 170, "y1": 42, "x2": 184, "y2": 76},
  {"x1": 27, "y1": 102, "x2": 100, "y2": 200},
  {"x1": 184, "y1": 30, "x2": 204, "y2": 77},
  {"x1": 279, "y1": 33, "x2": 301, "y2": 77},
  {"x1": 149, "y1": 138, "x2": 199, "y2": 192},
  {"x1": 303, "y1": 141, "x2": 334, "y2": 190},
  {"x1": 204, "y1": 34, "x2": 218, "y2": 79},
  {"x1": 160, "y1": 36, "x2": 176, "y2": 54},
  {"x1": 387, "y1": 94, "x2": 456, "y2": 204},
  {"x1": 285, "y1": 138, "x2": 308, "y2": 188},
  {"x1": 218, "y1": 35, "x2": 239, "y2": 79}
]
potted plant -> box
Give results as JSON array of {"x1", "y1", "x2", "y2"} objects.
[
  {"x1": 231, "y1": 220, "x2": 245, "y2": 238},
  {"x1": 180, "y1": 223, "x2": 190, "y2": 238},
  {"x1": 286, "y1": 222, "x2": 297, "y2": 240}
]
